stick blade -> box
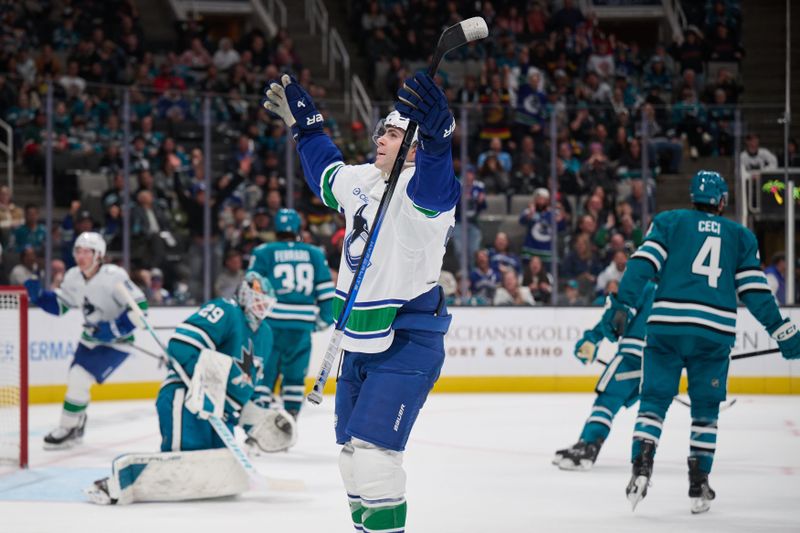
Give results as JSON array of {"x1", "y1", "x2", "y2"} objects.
[{"x1": 460, "y1": 16, "x2": 489, "y2": 41}]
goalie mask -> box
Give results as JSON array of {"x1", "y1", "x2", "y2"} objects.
[
  {"x1": 73, "y1": 232, "x2": 106, "y2": 275},
  {"x1": 372, "y1": 110, "x2": 418, "y2": 146},
  {"x1": 237, "y1": 271, "x2": 276, "y2": 330}
]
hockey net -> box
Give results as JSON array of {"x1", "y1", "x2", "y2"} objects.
[{"x1": 0, "y1": 287, "x2": 27, "y2": 468}]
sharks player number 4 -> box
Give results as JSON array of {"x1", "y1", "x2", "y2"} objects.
[{"x1": 600, "y1": 171, "x2": 800, "y2": 514}]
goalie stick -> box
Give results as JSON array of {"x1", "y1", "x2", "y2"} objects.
[
  {"x1": 307, "y1": 16, "x2": 489, "y2": 405},
  {"x1": 114, "y1": 282, "x2": 284, "y2": 492}
]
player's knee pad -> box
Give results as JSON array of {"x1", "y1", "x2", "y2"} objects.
[
  {"x1": 351, "y1": 438, "x2": 406, "y2": 502},
  {"x1": 338, "y1": 441, "x2": 358, "y2": 496},
  {"x1": 66, "y1": 364, "x2": 96, "y2": 404}
]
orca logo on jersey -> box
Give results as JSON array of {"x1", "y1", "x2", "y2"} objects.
[
  {"x1": 82, "y1": 297, "x2": 97, "y2": 319},
  {"x1": 344, "y1": 203, "x2": 372, "y2": 272}
]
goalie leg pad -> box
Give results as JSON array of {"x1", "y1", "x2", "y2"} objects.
[{"x1": 106, "y1": 448, "x2": 250, "y2": 504}]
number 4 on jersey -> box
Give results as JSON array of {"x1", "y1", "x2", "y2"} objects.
[{"x1": 692, "y1": 236, "x2": 722, "y2": 288}]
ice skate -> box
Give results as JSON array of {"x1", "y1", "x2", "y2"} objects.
[
  {"x1": 85, "y1": 477, "x2": 117, "y2": 505},
  {"x1": 626, "y1": 439, "x2": 656, "y2": 510},
  {"x1": 43, "y1": 413, "x2": 87, "y2": 450},
  {"x1": 557, "y1": 440, "x2": 602, "y2": 471},
  {"x1": 688, "y1": 457, "x2": 715, "y2": 514}
]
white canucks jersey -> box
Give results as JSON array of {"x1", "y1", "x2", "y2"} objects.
[
  {"x1": 318, "y1": 162, "x2": 455, "y2": 353},
  {"x1": 56, "y1": 264, "x2": 146, "y2": 345}
]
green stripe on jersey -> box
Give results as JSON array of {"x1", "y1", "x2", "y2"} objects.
[
  {"x1": 412, "y1": 203, "x2": 440, "y2": 217},
  {"x1": 333, "y1": 297, "x2": 398, "y2": 334},
  {"x1": 321, "y1": 163, "x2": 343, "y2": 211}
]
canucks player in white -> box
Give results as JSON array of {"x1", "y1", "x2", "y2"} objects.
[
  {"x1": 24, "y1": 232, "x2": 147, "y2": 449},
  {"x1": 600, "y1": 171, "x2": 800, "y2": 513},
  {"x1": 264, "y1": 72, "x2": 458, "y2": 532},
  {"x1": 86, "y1": 272, "x2": 297, "y2": 504}
]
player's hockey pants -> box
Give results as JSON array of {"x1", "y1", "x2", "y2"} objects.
[{"x1": 632, "y1": 333, "x2": 730, "y2": 473}]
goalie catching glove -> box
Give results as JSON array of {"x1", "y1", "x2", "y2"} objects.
[{"x1": 240, "y1": 401, "x2": 297, "y2": 453}]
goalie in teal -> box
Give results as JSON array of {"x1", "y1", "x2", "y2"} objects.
[
  {"x1": 553, "y1": 281, "x2": 655, "y2": 471},
  {"x1": 86, "y1": 272, "x2": 298, "y2": 505},
  {"x1": 600, "y1": 171, "x2": 800, "y2": 513},
  {"x1": 248, "y1": 208, "x2": 334, "y2": 427}
]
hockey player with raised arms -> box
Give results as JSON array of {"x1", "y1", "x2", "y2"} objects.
[
  {"x1": 248, "y1": 208, "x2": 334, "y2": 429},
  {"x1": 23, "y1": 231, "x2": 147, "y2": 449},
  {"x1": 263, "y1": 71, "x2": 459, "y2": 532},
  {"x1": 553, "y1": 281, "x2": 655, "y2": 471},
  {"x1": 600, "y1": 171, "x2": 800, "y2": 513},
  {"x1": 86, "y1": 272, "x2": 298, "y2": 504}
]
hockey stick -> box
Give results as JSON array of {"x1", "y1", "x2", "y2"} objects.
[
  {"x1": 595, "y1": 358, "x2": 737, "y2": 411},
  {"x1": 114, "y1": 282, "x2": 275, "y2": 492},
  {"x1": 731, "y1": 347, "x2": 779, "y2": 360},
  {"x1": 306, "y1": 17, "x2": 489, "y2": 405}
]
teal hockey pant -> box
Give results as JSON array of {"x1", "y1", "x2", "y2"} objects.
[
  {"x1": 631, "y1": 333, "x2": 730, "y2": 473},
  {"x1": 579, "y1": 353, "x2": 641, "y2": 444},
  {"x1": 264, "y1": 328, "x2": 312, "y2": 415}
]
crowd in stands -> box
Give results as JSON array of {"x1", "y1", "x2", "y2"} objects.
[{"x1": 0, "y1": 0, "x2": 792, "y2": 306}]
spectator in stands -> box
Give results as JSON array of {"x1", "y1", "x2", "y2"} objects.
[
  {"x1": 8, "y1": 245, "x2": 39, "y2": 285},
  {"x1": 478, "y1": 138, "x2": 513, "y2": 173},
  {"x1": 562, "y1": 279, "x2": 587, "y2": 306},
  {"x1": 488, "y1": 232, "x2": 522, "y2": 277},
  {"x1": 551, "y1": 0, "x2": 584, "y2": 31},
  {"x1": 708, "y1": 23, "x2": 743, "y2": 63},
  {"x1": 561, "y1": 233, "x2": 602, "y2": 292},
  {"x1": 626, "y1": 180, "x2": 654, "y2": 225},
  {"x1": 58, "y1": 60, "x2": 86, "y2": 96},
  {"x1": 131, "y1": 189, "x2": 172, "y2": 268},
  {"x1": 147, "y1": 267, "x2": 172, "y2": 305},
  {"x1": 524, "y1": 255, "x2": 553, "y2": 304},
  {"x1": 102, "y1": 203, "x2": 123, "y2": 252},
  {"x1": 50, "y1": 259, "x2": 66, "y2": 290},
  {"x1": 587, "y1": 39, "x2": 615, "y2": 80},
  {"x1": 779, "y1": 138, "x2": 800, "y2": 168},
  {"x1": 703, "y1": 67, "x2": 742, "y2": 105},
  {"x1": 513, "y1": 70, "x2": 547, "y2": 140},
  {"x1": 672, "y1": 88, "x2": 711, "y2": 158},
  {"x1": 580, "y1": 141, "x2": 616, "y2": 199},
  {"x1": 470, "y1": 249, "x2": 499, "y2": 302},
  {"x1": 478, "y1": 154, "x2": 510, "y2": 193},
  {"x1": 62, "y1": 209, "x2": 94, "y2": 268},
  {"x1": 643, "y1": 55, "x2": 672, "y2": 97},
  {"x1": 595, "y1": 249, "x2": 627, "y2": 295},
  {"x1": 494, "y1": 269, "x2": 535, "y2": 306},
  {"x1": 740, "y1": 133, "x2": 778, "y2": 182},
  {"x1": 215, "y1": 248, "x2": 245, "y2": 299},
  {"x1": 615, "y1": 212, "x2": 643, "y2": 249},
  {"x1": 213, "y1": 37, "x2": 240, "y2": 72},
  {"x1": 453, "y1": 165, "x2": 486, "y2": 269},
  {"x1": 0, "y1": 185, "x2": 23, "y2": 243},
  {"x1": 12, "y1": 204, "x2": 45, "y2": 254},
  {"x1": 671, "y1": 26, "x2": 706, "y2": 75},
  {"x1": 520, "y1": 188, "x2": 566, "y2": 265},
  {"x1": 764, "y1": 252, "x2": 786, "y2": 305},
  {"x1": 639, "y1": 102, "x2": 682, "y2": 173}
]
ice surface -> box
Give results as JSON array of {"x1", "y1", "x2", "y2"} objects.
[{"x1": 2, "y1": 394, "x2": 799, "y2": 532}]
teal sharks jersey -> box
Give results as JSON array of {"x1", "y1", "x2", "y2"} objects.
[
  {"x1": 166, "y1": 297, "x2": 273, "y2": 411},
  {"x1": 249, "y1": 241, "x2": 334, "y2": 331},
  {"x1": 619, "y1": 209, "x2": 783, "y2": 345}
]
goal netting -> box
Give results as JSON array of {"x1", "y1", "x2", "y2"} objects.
[{"x1": 0, "y1": 287, "x2": 27, "y2": 468}]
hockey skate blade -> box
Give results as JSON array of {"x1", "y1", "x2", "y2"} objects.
[
  {"x1": 551, "y1": 453, "x2": 565, "y2": 466},
  {"x1": 690, "y1": 497, "x2": 711, "y2": 514},
  {"x1": 43, "y1": 437, "x2": 83, "y2": 451},
  {"x1": 557, "y1": 458, "x2": 593, "y2": 471},
  {"x1": 627, "y1": 476, "x2": 649, "y2": 511}
]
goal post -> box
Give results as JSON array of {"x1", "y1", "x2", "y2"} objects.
[{"x1": 0, "y1": 286, "x2": 28, "y2": 469}]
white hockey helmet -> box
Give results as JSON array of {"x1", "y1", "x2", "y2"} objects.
[
  {"x1": 73, "y1": 231, "x2": 106, "y2": 272},
  {"x1": 372, "y1": 110, "x2": 418, "y2": 146},
  {"x1": 237, "y1": 271, "x2": 276, "y2": 330}
]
